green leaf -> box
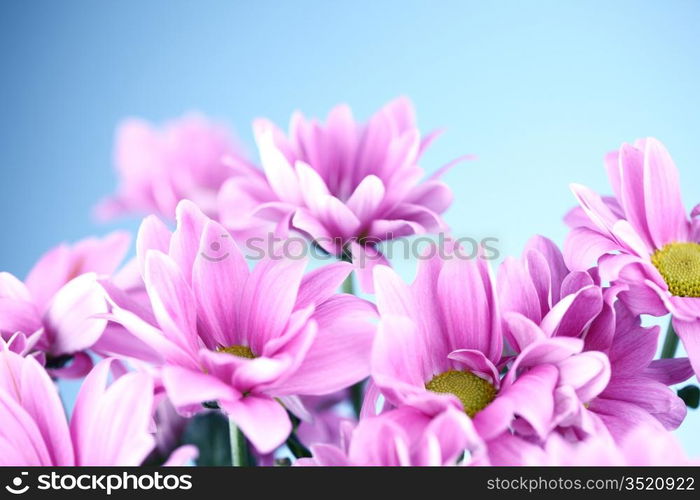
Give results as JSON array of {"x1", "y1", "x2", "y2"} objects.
[{"x1": 677, "y1": 385, "x2": 700, "y2": 409}]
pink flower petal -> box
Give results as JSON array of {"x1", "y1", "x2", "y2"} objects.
[
  {"x1": 192, "y1": 220, "x2": 249, "y2": 348},
  {"x1": 220, "y1": 395, "x2": 292, "y2": 454},
  {"x1": 44, "y1": 273, "x2": 108, "y2": 355},
  {"x1": 642, "y1": 138, "x2": 690, "y2": 247}
]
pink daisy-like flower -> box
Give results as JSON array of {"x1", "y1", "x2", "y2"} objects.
[
  {"x1": 297, "y1": 405, "x2": 480, "y2": 466},
  {"x1": 0, "y1": 351, "x2": 195, "y2": 465},
  {"x1": 499, "y1": 236, "x2": 692, "y2": 440},
  {"x1": 563, "y1": 138, "x2": 700, "y2": 377},
  {"x1": 104, "y1": 200, "x2": 377, "y2": 453},
  {"x1": 217, "y1": 97, "x2": 464, "y2": 291},
  {"x1": 0, "y1": 232, "x2": 130, "y2": 377},
  {"x1": 367, "y1": 246, "x2": 611, "y2": 454},
  {"x1": 96, "y1": 113, "x2": 249, "y2": 221},
  {"x1": 505, "y1": 421, "x2": 696, "y2": 466}
]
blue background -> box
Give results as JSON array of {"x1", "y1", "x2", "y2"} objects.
[{"x1": 1, "y1": 0, "x2": 698, "y2": 454}]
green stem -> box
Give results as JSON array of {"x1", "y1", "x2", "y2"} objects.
[
  {"x1": 340, "y1": 271, "x2": 366, "y2": 417},
  {"x1": 286, "y1": 431, "x2": 312, "y2": 458},
  {"x1": 661, "y1": 320, "x2": 679, "y2": 359},
  {"x1": 341, "y1": 272, "x2": 354, "y2": 295},
  {"x1": 350, "y1": 380, "x2": 365, "y2": 417},
  {"x1": 228, "y1": 417, "x2": 250, "y2": 467}
]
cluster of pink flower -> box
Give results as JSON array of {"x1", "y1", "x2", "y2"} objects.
[{"x1": 1, "y1": 98, "x2": 698, "y2": 466}]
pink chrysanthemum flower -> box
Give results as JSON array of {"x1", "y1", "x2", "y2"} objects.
[
  {"x1": 217, "y1": 98, "x2": 463, "y2": 291},
  {"x1": 367, "y1": 247, "x2": 610, "y2": 453},
  {"x1": 105, "y1": 200, "x2": 377, "y2": 453},
  {"x1": 499, "y1": 236, "x2": 692, "y2": 440},
  {"x1": 563, "y1": 138, "x2": 700, "y2": 377},
  {"x1": 297, "y1": 405, "x2": 479, "y2": 466},
  {"x1": 96, "y1": 114, "x2": 249, "y2": 221},
  {"x1": 0, "y1": 351, "x2": 195, "y2": 465},
  {"x1": 0, "y1": 232, "x2": 130, "y2": 377},
  {"x1": 501, "y1": 422, "x2": 696, "y2": 466}
]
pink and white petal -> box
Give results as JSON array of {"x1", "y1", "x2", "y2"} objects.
[
  {"x1": 447, "y1": 349, "x2": 500, "y2": 387},
  {"x1": 192, "y1": 220, "x2": 249, "y2": 348},
  {"x1": 502, "y1": 312, "x2": 547, "y2": 352},
  {"x1": 0, "y1": 298, "x2": 42, "y2": 338},
  {"x1": 563, "y1": 227, "x2": 619, "y2": 272},
  {"x1": 0, "y1": 272, "x2": 32, "y2": 301},
  {"x1": 373, "y1": 265, "x2": 414, "y2": 318},
  {"x1": 70, "y1": 358, "x2": 113, "y2": 461},
  {"x1": 569, "y1": 183, "x2": 621, "y2": 237},
  {"x1": 557, "y1": 351, "x2": 611, "y2": 402},
  {"x1": 301, "y1": 444, "x2": 351, "y2": 466},
  {"x1": 16, "y1": 354, "x2": 74, "y2": 465},
  {"x1": 617, "y1": 282, "x2": 671, "y2": 318},
  {"x1": 260, "y1": 304, "x2": 317, "y2": 359},
  {"x1": 254, "y1": 124, "x2": 303, "y2": 205},
  {"x1": 368, "y1": 218, "x2": 424, "y2": 240},
  {"x1": 0, "y1": 391, "x2": 56, "y2": 465},
  {"x1": 617, "y1": 142, "x2": 654, "y2": 247},
  {"x1": 540, "y1": 285, "x2": 603, "y2": 338},
  {"x1": 104, "y1": 297, "x2": 196, "y2": 368},
  {"x1": 525, "y1": 235, "x2": 569, "y2": 297},
  {"x1": 643, "y1": 138, "x2": 690, "y2": 247},
  {"x1": 317, "y1": 194, "x2": 362, "y2": 239},
  {"x1": 387, "y1": 203, "x2": 446, "y2": 233},
  {"x1": 437, "y1": 257, "x2": 496, "y2": 359},
  {"x1": 136, "y1": 215, "x2": 172, "y2": 276},
  {"x1": 371, "y1": 315, "x2": 427, "y2": 405},
  {"x1": 144, "y1": 251, "x2": 198, "y2": 352},
  {"x1": 232, "y1": 355, "x2": 296, "y2": 395},
  {"x1": 611, "y1": 219, "x2": 653, "y2": 258},
  {"x1": 76, "y1": 369, "x2": 156, "y2": 465},
  {"x1": 421, "y1": 406, "x2": 483, "y2": 465},
  {"x1": 588, "y1": 397, "x2": 661, "y2": 441},
  {"x1": 91, "y1": 323, "x2": 162, "y2": 364},
  {"x1": 44, "y1": 273, "x2": 108, "y2": 355},
  {"x1": 673, "y1": 318, "x2": 700, "y2": 378},
  {"x1": 560, "y1": 271, "x2": 595, "y2": 298},
  {"x1": 220, "y1": 396, "x2": 291, "y2": 454},
  {"x1": 498, "y1": 257, "x2": 542, "y2": 323},
  {"x1": 295, "y1": 261, "x2": 352, "y2": 311},
  {"x1": 405, "y1": 180, "x2": 453, "y2": 214},
  {"x1": 600, "y1": 377, "x2": 686, "y2": 431},
  {"x1": 346, "y1": 175, "x2": 386, "y2": 224},
  {"x1": 275, "y1": 296, "x2": 375, "y2": 396},
  {"x1": 291, "y1": 208, "x2": 340, "y2": 254},
  {"x1": 476, "y1": 364, "x2": 558, "y2": 440},
  {"x1": 606, "y1": 306, "x2": 657, "y2": 372},
  {"x1": 295, "y1": 161, "x2": 331, "y2": 214},
  {"x1": 23, "y1": 245, "x2": 73, "y2": 309},
  {"x1": 168, "y1": 200, "x2": 209, "y2": 282},
  {"x1": 643, "y1": 358, "x2": 694, "y2": 386},
  {"x1": 162, "y1": 365, "x2": 241, "y2": 411},
  {"x1": 503, "y1": 337, "x2": 584, "y2": 388},
  {"x1": 350, "y1": 243, "x2": 390, "y2": 294},
  {"x1": 72, "y1": 231, "x2": 132, "y2": 276},
  {"x1": 238, "y1": 256, "x2": 307, "y2": 353},
  {"x1": 277, "y1": 395, "x2": 312, "y2": 422}
]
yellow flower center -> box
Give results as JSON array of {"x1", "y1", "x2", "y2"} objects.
[
  {"x1": 651, "y1": 242, "x2": 700, "y2": 297},
  {"x1": 217, "y1": 345, "x2": 255, "y2": 359},
  {"x1": 425, "y1": 370, "x2": 496, "y2": 417}
]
